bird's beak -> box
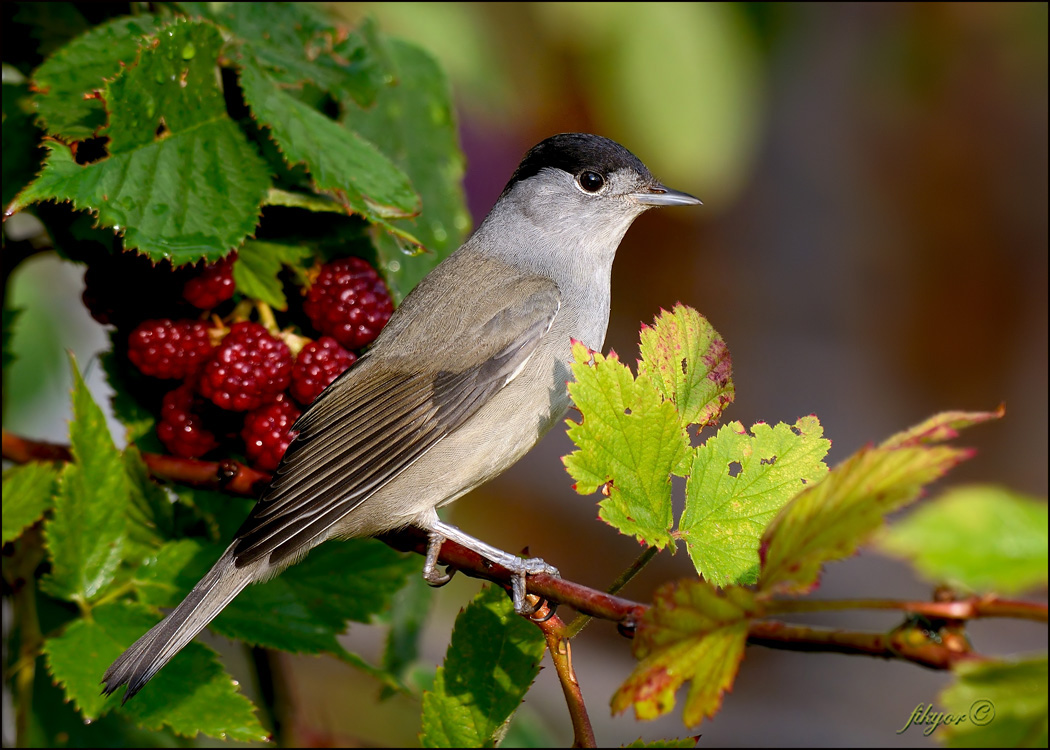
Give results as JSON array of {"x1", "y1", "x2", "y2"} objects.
[{"x1": 629, "y1": 183, "x2": 702, "y2": 207}]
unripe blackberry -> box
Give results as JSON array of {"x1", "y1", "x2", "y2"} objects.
[
  {"x1": 128, "y1": 319, "x2": 214, "y2": 380},
  {"x1": 198, "y1": 322, "x2": 293, "y2": 411},
  {"x1": 290, "y1": 336, "x2": 357, "y2": 405},
  {"x1": 241, "y1": 395, "x2": 301, "y2": 472},
  {"x1": 303, "y1": 257, "x2": 393, "y2": 350}
]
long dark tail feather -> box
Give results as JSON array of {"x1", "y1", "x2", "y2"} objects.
[{"x1": 101, "y1": 549, "x2": 252, "y2": 702}]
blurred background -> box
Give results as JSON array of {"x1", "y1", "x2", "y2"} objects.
[{"x1": 5, "y1": 2, "x2": 1046, "y2": 746}]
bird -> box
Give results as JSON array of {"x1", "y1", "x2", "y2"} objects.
[{"x1": 102, "y1": 132, "x2": 701, "y2": 701}]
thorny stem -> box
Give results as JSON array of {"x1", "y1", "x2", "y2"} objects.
[
  {"x1": 762, "y1": 596, "x2": 1049, "y2": 623},
  {"x1": 529, "y1": 605, "x2": 596, "y2": 748}
]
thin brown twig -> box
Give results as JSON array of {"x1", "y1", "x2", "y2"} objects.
[{"x1": 528, "y1": 605, "x2": 596, "y2": 748}]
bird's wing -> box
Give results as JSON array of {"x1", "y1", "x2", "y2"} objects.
[{"x1": 231, "y1": 277, "x2": 562, "y2": 568}]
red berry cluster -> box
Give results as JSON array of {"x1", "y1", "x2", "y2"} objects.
[{"x1": 92, "y1": 252, "x2": 390, "y2": 473}]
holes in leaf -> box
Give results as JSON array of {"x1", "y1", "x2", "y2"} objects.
[
  {"x1": 760, "y1": 455, "x2": 777, "y2": 466},
  {"x1": 623, "y1": 407, "x2": 632, "y2": 416},
  {"x1": 681, "y1": 357, "x2": 688, "y2": 375},
  {"x1": 727, "y1": 461, "x2": 742, "y2": 478},
  {"x1": 72, "y1": 137, "x2": 108, "y2": 165}
]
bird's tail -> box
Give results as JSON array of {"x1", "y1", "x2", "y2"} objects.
[{"x1": 101, "y1": 548, "x2": 252, "y2": 702}]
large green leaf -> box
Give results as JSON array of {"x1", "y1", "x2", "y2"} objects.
[
  {"x1": 420, "y1": 585, "x2": 546, "y2": 748},
  {"x1": 680, "y1": 416, "x2": 829, "y2": 585},
  {"x1": 14, "y1": 19, "x2": 272, "y2": 264},
  {"x1": 238, "y1": 59, "x2": 418, "y2": 221},
  {"x1": 348, "y1": 37, "x2": 470, "y2": 300},
  {"x1": 2, "y1": 462, "x2": 58, "y2": 544},
  {"x1": 564, "y1": 342, "x2": 691, "y2": 550},
  {"x1": 878, "y1": 484, "x2": 1048, "y2": 595},
  {"x1": 44, "y1": 600, "x2": 266, "y2": 740},
  {"x1": 939, "y1": 656, "x2": 1048, "y2": 748},
  {"x1": 41, "y1": 356, "x2": 129, "y2": 602},
  {"x1": 31, "y1": 15, "x2": 160, "y2": 139},
  {"x1": 759, "y1": 410, "x2": 1001, "y2": 594}
]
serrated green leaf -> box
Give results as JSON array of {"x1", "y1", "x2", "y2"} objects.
[
  {"x1": 180, "y1": 2, "x2": 389, "y2": 107},
  {"x1": 564, "y1": 342, "x2": 691, "y2": 550},
  {"x1": 12, "y1": 125, "x2": 269, "y2": 264},
  {"x1": 680, "y1": 416, "x2": 829, "y2": 585},
  {"x1": 2, "y1": 462, "x2": 59, "y2": 543},
  {"x1": 421, "y1": 585, "x2": 546, "y2": 748},
  {"x1": 759, "y1": 410, "x2": 1002, "y2": 595},
  {"x1": 232, "y1": 240, "x2": 313, "y2": 310},
  {"x1": 134, "y1": 536, "x2": 415, "y2": 656},
  {"x1": 939, "y1": 656, "x2": 1048, "y2": 748},
  {"x1": 42, "y1": 355, "x2": 129, "y2": 601},
  {"x1": 123, "y1": 445, "x2": 175, "y2": 561},
  {"x1": 216, "y1": 539, "x2": 417, "y2": 654},
  {"x1": 878, "y1": 485, "x2": 1048, "y2": 595},
  {"x1": 612, "y1": 580, "x2": 754, "y2": 726},
  {"x1": 348, "y1": 37, "x2": 470, "y2": 300},
  {"x1": 238, "y1": 59, "x2": 418, "y2": 221},
  {"x1": 102, "y1": 19, "x2": 228, "y2": 154},
  {"x1": 44, "y1": 599, "x2": 265, "y2": 740},
  {"x1": 637, "y1": 304, "x2": 734, "y2": 429},
  {"x1": 30, "y1": 15, "x2": 160, "y2": 140},
  {"x1": 14, "y1": 18, "x2": 272, "y2": 264}
]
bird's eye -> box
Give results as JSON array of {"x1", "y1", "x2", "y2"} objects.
[{"x1": 577, "y1": 170, "x2": 605, "y2": 193}]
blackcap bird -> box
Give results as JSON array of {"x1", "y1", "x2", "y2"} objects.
[{"x1": 102, "y1": 132, "x2": 701, "y2": 701}]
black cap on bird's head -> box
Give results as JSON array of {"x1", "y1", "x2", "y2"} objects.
[{"x1": 500, "y1": 133, "x2": 701, "y2": 207}]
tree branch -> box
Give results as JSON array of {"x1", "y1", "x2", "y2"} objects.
[{"x1": 5, "y1": 428, "x2": 1045, "y2": 675}]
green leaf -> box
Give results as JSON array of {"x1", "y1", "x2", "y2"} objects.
[
  {"x1": 30, "y1": 15, "x2": 160, "y2": 140},
  {"x1": 564, "y1": 342, "x2": 691, "y2": 549},
  {"x1": 180, "y1": 2, "x2": 390, "y2": 107},
  {"x1": 680, "y1": 416, "x2": 829, "y2": 586},
  {"x1": 238, "y1": 59, "x2": 419, "y2": 222},
  {"x1": 232, "y1": 240, "x2": 313, "y2": 310},
  {"x1": 612, "y1": 580, "x2": 754, "y2": 726},
  {"x1": 348, "y1": 37, "x2": 471, "y2": 300},
  {"x1": 939, "y1": 656, "x2": 1048, "y2": 748},
  {"x1": 123, "y1": 445, "x2": 175, "y2": 561},
  {"x1": 759, "y1": 409, "x2": 1002, "y2": 595},
  {"x1": 44, "y1": 600, "x2": 266, "y2": 740},
  {"x1": 2, "y1": 462, "x2": 59, "y2": 543},
  {"x1": 637, "y1": 304, "x2": 734, "y2": 429},
  {"x1": 134, "y1": 537, "x2": 416, "y2": 656},
  {"x1": 878, "y1": 485, "x2": 1049, "y2": 595},
  {"x1": 42, "y1": 355, "x2": 130, "y2": 602},
  {"x1": 420, "y1": 585, "x2": 546, "y2": 748},
  {"x1": 880, "y1": 406, "x2": 1005, "y2": 448},
  {"x1": 13, "y1": 19, "x2": 272, "y2": 265},
  {"x1": 3, "y1": 82, "x2": 44, "y2": 206},
  {"x1": 216, "y1": 539, "x2": 417, "y2": 654}
]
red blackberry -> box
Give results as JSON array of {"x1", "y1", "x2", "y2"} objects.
[
  {"x1": 198, "y1": 322, "x2": 293, "y2": 411},
  {"x1": 157, "y1": 383, "x2": 220, "y2": 458},
  {"x1": 303, "y1": 257, "x2": 393, "y2": 350},
  {"x1": 183, "y1": 253, "x2": 237, "y2": 309},
  {"x1": 242, "y1": 395, "x2": 301, "y2": 472},
  {"x1": 289, "y1": 336, "x2": 357, "y2": 405},
  {"x1": 128, "y1": 319, "x2": 214, "y2": 380}
]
